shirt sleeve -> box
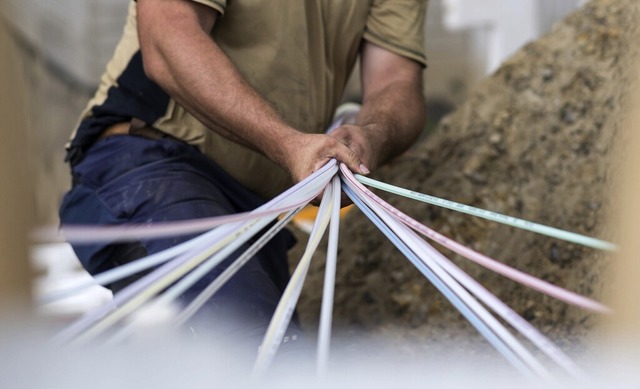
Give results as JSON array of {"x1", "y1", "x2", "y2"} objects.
[
  {"x1": 363, "y1": 0, "x2": 428, "y2": 67},
  {"x1": 189, "y1": 0, "x2": 227, "y2": 15},
  {"x1": 134, "y1": 0, "x2": 226, "y2": 14}
]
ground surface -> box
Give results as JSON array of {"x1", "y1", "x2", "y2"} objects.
[{"x1": 292, "y1": 0, "x2": 640, "y2": 355}]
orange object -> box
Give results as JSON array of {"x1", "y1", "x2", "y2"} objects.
[{"x1": 292, "y1": 204, "x2": 354, "y2": 233}]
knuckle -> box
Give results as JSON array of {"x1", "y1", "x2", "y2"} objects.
[{"x1": 325, "y1": 136, "x2": 340, "y2": 148}]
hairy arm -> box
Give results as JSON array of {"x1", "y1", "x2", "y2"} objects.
[
  {"x1": 136, "y1": 0, "x2": 368, "y2": 182},
  {"x1": 330, "y1": 41, "x2": 426, "y2": 172}
]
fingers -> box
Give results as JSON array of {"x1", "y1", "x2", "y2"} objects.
[
  {"x1": 328, "y1": 137, "x2": 370, "y2": 175},
  {"x1": 283, "y1": 132, "x2": 371, "y2": 185},
  {"x1": 299, "y1": 134, "x2": 369, "y2": 177},
  {"x1": 318, "y1": 131, "x2": 369, "y2": 176},
  {"x1": 328, "y1": 125, "x2": 375, "y2": 174}
]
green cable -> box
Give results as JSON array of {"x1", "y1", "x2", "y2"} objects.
[{"x1": 355, "y1": 175, "x2": 617, "y2": 252}]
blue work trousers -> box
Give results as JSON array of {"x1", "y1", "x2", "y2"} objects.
[{"x1": 59, "y1": 135, "x2": 298, "y2": 344}]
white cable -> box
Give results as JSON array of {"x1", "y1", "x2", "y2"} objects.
[
  {"x1": 317, "y1": 176, "x2": 341, "y2": 375},
  {"x1": 253, "y1": 179, "x2": 336, "y2": 376}
]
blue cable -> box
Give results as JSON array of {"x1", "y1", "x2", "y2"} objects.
[{"x1": 342, "y1": 183, "x2": 534, "y2": 377}]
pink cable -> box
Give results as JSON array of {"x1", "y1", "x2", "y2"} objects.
[
  {"x1": 339, "y1": 164, "x2": 610, "y2": 314},
  {"x1": 34, "y1": 199, "x2": 309, "y2": 244},
  {"x1": 36, "y1": 160, "x2": 339, "y2": 244}
]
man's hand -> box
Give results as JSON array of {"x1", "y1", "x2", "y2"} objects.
[
  {"x1": 329, "y1": 124, "x2": 379, "y2": 172},
  {"x1": 281, "y1": 132, "x2": 370, "y2": 185}
]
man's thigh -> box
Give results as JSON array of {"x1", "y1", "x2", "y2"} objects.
[
  {"x1": 60, "y1": 136, "x2": 290, "y2": 323},
  {"x1": 60, "y1": 137, "x2": 299, "y2": 354},
  {"x1": 60, "y1": 136, "x2": 236, "y2": 276}
]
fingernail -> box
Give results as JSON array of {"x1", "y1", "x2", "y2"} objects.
[{"x1": 359, "y1": 164, "x2": 370, "y2": 174}]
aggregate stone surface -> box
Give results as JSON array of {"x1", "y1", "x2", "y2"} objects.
[{"x1": 292, "y1": 0, "x2": 640, "y2": 355}]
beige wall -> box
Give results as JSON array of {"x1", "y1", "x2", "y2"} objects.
[
  {"x1": 605, "y1": 73, "x2": 640, "y2": 347},
  {"x1": 0, "y1": 20, "x2": 34, "y2": 315}
]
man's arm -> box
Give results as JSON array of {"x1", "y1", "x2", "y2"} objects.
[
  {"x1": 330, "y1": 41, "x2": 426, "y2": 172},
  {"x1": 136, "y1": 0, "x2": 369, "y2": 183}
]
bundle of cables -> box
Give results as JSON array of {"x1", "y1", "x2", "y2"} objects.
[{"x1": 40, "y1": 159, "x2": 615, "y2": 382}]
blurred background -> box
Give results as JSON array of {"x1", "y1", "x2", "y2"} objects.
[
  {"x1": 0, "y1": 0, "x2": 588, "y2": 323},
  {"x1": 3, "y1": 2, "x2": 640, "y2": 388}
]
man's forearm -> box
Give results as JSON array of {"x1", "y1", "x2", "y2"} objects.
[
  {"x1": 137, "y1": 0, "x2": 298, "y2": 169},
  {"x1": 355, "y1": 78, "x2": 425, "y2": 168},
  {"x1": 329, "y1": 41, "x2": 426, "y2": 172}
]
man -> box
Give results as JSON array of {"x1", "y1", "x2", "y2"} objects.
[{"x1": 60, "y1": 0, "x2": 427, "y2": 345}]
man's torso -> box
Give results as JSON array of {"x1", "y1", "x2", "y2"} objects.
[{"x1": 68, "y1": 0, "x2": 426, "y2": 199}]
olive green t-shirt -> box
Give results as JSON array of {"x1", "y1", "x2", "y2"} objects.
[{"x1": 70, "y1": 0, "x2": 427, "y2": 199}]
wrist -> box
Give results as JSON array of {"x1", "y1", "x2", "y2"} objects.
[
  {"x1": 359, "y1": 122, "x2": 388, "y2": 169},
  {"x1": 266, "y1": 125, "x2": 303, "y2": 171}
]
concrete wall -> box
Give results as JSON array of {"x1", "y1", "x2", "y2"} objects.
[
  {"x1": 2, "y1": 0, "x2": 129, "y2": 88},
  {"x1": 1, "y1": 0, "x2": 585, "y2": 104},
  {"x1": 428, "y1": 0, "x2": 586, "y2": 104}
]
